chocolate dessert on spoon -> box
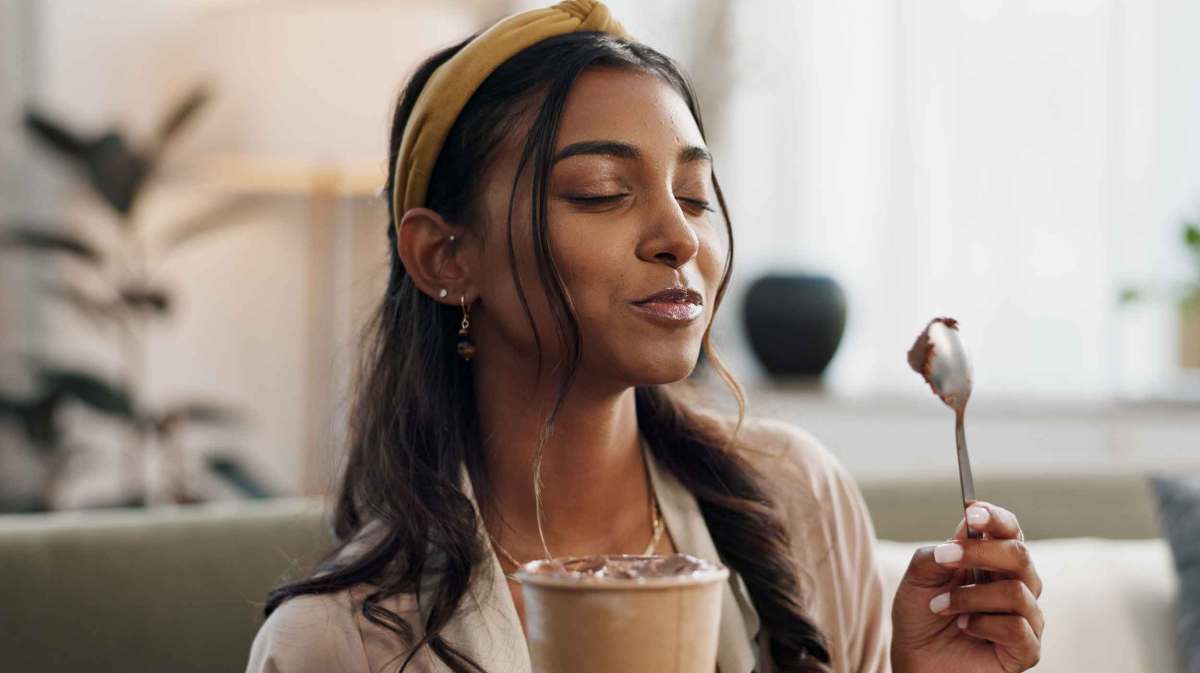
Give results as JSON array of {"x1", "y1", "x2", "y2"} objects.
[{"x1": 907, "y1": 317, "x2": 991, "y2": 586}]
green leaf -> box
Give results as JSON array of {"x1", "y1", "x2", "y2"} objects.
[
  {"x1": 119, "y1": 284, "x2": 172, "y2": 316},
  {"x1": 0, "y1": 395, "x2": 24, "y2": 420},
  {"x1": 89, "y1": 132, "x2": 149, "y2": 217},
  {"x1": 149, "y1": 401, "x2": 241, "y2": 436},
  {"x1": 154, "y1": 83, "x2": 212, "y2": 152},
  {"x1": 0, "y1": 393, "x2": 59, "y2": 451},
  {"x1": 24, "y1": 108, "x2": 149, "y2": 216},
  {"x1": 205, "y1": 454, "x2": 273, "y2": 499},
  {"x1": 1186, "y1": 222, "x2": 1200, "y2": 251},
  {"x1": 23, "y1": 109, "x2": 89, "y2": 162},
  {"x1": 36, "y1": 368, "x2": 136, "y2": 419},
  {"x1": 1118, "y1": 286, "x2": 1142, "y2": 303},
  {"x1": 39, "y1": 281, "x2": 124, "y2": 328},
  {"x1": 0, "y1": 224, "x2": 106, "y2": 265},
  {"x1": 0, "y1": 381, "x2": 62, "y2": 451},
  {"x1": 1183, "y1": 287, "x2": 1200, "y2": 311}
]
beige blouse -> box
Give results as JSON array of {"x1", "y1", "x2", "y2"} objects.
[{"x1": 245, "y1": 417, "x2": 892, "y2": 673}]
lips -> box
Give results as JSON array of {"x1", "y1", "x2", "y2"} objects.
[{"x1": 632, "y1": 287, "x2": 703, "y2": 306}]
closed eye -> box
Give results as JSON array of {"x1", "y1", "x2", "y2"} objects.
[
  {"x1": 567, "y1": 194, "x2": 628, "y2": 204},
  {"x1": 567, "y1": 194, "x2": 715, "y2": 213},
  {"x1": 679, "y1": 198, "x2": 716, "y2": 213}
]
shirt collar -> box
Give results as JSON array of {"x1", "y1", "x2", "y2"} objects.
[
  {"x1": 431, "y1": 435, "x2": 761, "y2": 673},
  {"x1": 440, "y1": 457, "x2": 534, "y2": 672}
]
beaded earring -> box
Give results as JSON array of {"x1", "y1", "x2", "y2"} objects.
[{"x1": 457, "y1": 295, "x2": 475, "y2": 361}]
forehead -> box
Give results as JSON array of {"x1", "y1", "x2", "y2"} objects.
[{"x1": 554, "y1": 67, "x2": 704, "y2": 155}]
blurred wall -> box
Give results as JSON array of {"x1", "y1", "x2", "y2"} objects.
[
  {"x1": 9, "y1": 0, "x2": 1200, "y2": 506},
  {"x1": 713, "y1": 0, "x2": 1200, "y2": 400},
  {"x1": 0, "y1": 0, "x2": 43, "y2": 506},
  {"x1": 11, "y1": 0, "x2": 497, "y2": 504},
  {"x1": 8, "y1": 0, "x2": 740, "y2": 504},
  {"x1": 1, "y1": 0, "x2": 42, "y2": 376}
]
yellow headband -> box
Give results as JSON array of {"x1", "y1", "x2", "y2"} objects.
[{"x1": 391, "y1": 0, "x2": 632, "y2": 231}]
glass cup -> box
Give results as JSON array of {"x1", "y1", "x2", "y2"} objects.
[{"x1": 515, "y1": 554, "x2": 729, "y2": 673}]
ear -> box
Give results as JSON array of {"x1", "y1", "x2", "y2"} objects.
[{"x1": 395, "y1": 207, "x2": 476, "y2": 305}]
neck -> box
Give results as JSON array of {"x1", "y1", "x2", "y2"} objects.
[{"x1": 471, "y1": 350, "x2": 655, "y2": 563}]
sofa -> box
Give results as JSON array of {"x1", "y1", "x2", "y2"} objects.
[
  {"x1": 864, "y1": 471, "x2": 1180, "y2": 673},
  {"x1": 0, "y1": 471, "x2": 1180, "y2": 673}
]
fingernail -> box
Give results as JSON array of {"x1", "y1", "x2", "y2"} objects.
[
  {"x1": 929, "y1": 592, "x2": 951, "y2": 614},
  {"x1": 957, "y1": 614, "x2": 970, "y2": 630},
  {"x1": 934, "y1": 542, "x2": 963, "y2": 564},
  {"x1": 966, "y1": 506, "x2": 990, "y2": 526}
]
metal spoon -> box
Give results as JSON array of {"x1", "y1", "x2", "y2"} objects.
[{"x1": 907, "y1": 317, "x2": 991, "y2": 586}]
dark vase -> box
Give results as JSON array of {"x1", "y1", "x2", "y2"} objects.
[{"x1": 742, "y1": 273, "x2": 847, "y2": 378}]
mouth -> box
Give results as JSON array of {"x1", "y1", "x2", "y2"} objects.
[
  {"x1": 629, "y1": 287, "x2": 704, "y2": 324},
  {"x1": 632, "y1": 287, "x2": 703, "y2": 306}
]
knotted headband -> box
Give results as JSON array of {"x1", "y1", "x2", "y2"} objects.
[{"x1": 390, "y1": 0, "x2": 632, "y2": 232}]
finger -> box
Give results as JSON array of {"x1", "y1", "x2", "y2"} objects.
[
  {"x1": 952, "y1": 517, "x2": 989, "y2": 541},
  {"x1": 928, "y1": 579, "x2": 1044, "y2": 639},
  {"x1": 960, "y1": 501, "x2": 1025, "y2": 541},
  {"x1": 904, "y1": 545, "x2": 957, "y2": 588},
  {"x1": 957, "y1": 614, "x2": 1041, "y2": 668},
  {"x1": 933, "y1": 538, "x2": 1043, "y2": 598}
]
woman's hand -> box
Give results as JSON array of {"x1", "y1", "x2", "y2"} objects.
[{"x1": 890, "y1": 501, "x2": 1044, "y2": 673}]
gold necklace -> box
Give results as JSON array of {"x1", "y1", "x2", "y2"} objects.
[{"x1": 488, "y1": 471, "x2": 665, "y2": 584}]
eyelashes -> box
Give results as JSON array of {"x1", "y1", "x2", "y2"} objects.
[
  {"x1": 566, "y1": 194, "x2": 716, "y2": 213},
  {"x1": 683, "y1": 199, "x2": 717, "y2": 213}
]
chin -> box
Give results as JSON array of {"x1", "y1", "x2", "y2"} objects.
[{"x1": 622, "y1": 349, "x2": 702, "y2": 386}]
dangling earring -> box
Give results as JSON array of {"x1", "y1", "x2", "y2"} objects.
[{"x1": 457, "y1": 295, "x2": 476, "y2": 361}]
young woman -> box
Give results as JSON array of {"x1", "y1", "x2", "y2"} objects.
[{"x1": 246, "y1": 2, "x2": 1044, "y2": 672}]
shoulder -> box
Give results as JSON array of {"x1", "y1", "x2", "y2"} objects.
[
  {"x1": 245, "y1": 585, "x2": 428, "y2": 673},
  {"x1": 730, "y1": 416, "x2": 856, "y2": 514},
  {"x1": 246, "y1": 589, "x2": 369, "y2": 673},
  {"x1": 724, "y1": 415, "x2": 873, "y2": 567},
  {"x1": 723, "y1": 416, "x2": 892, "y2": 670}
]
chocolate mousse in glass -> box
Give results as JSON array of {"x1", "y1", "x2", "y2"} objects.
[{"x1": 515, "y1": 553, "x2": 729, "y2": 673}]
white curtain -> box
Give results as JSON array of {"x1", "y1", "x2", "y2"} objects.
[{"x1": 607, "y1": 0, "x2": 1200, "y2": 401}]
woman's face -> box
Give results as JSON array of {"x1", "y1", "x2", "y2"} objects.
[{"x1": 469, "y1": 67, "x2": 728, "y2": 389}]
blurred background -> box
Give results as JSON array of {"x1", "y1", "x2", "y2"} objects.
[
  {"x1": 3, "y1": 0, "x2": 1198, "y2": 508},
  {"x1": 2, "y1": 2, "x2": 1199, "y2": 672}
]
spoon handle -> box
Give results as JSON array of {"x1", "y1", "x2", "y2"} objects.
[{"x1": 955, "y1": 411, "x2": 991, "y2": 586}]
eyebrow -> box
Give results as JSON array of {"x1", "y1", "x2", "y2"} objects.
[{"x1": 551, "y1": 140, "x2": 712, "y2": 166}]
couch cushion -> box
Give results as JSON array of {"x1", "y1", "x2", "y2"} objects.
[
  {"x1": 1151, "y1": 473, "x2": 1200, "y2": 673},
  {"x1": 874, "y1": 537, "x2": 1180, "y2": 673},
  {"x1": 0, "y1": 497, "x2": 330, "y2": 673},
  {"x1": 1, "y1": 494, "x2": 1181, "y2": 673},
  {"x1": 858, "y1": 472, "x2": 1162, "y2": 542}
]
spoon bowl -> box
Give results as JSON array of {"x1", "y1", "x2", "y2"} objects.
[{"x1": 907, "y1": 317, "x2": 973, "y2": 413}]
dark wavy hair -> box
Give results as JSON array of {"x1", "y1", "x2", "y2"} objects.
[{"x1": 262, "y1": 29, "x2": 832, "y2": 673}]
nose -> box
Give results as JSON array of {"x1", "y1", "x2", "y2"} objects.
[{"x1": 636, "y1": 190, "x2": 701, "y2": 269}]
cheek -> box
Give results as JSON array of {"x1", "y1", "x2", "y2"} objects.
[
  {"x1": 474, "y1": 218, "x2": 605, "y2": 350},
  {"x1": 475, "y1": 258, "x2": 558, "y2": 357},
  {"x1": 549, "y1": 220, "x2": 632, "y2": 309},
  {"x1": 697, "y1": 224, "x2": 729, "y2": 288},
  {"x1": 479, "y1": 203, "x2": 549, "y2": 308}
]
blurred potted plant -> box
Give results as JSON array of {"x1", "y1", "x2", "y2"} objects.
[
  {"x1": 1119, "y1": 220, "x2": 1200, "y2": 370},
  {"x1": 0, "y1": 84, "x2": 271, "y2": 511}
]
